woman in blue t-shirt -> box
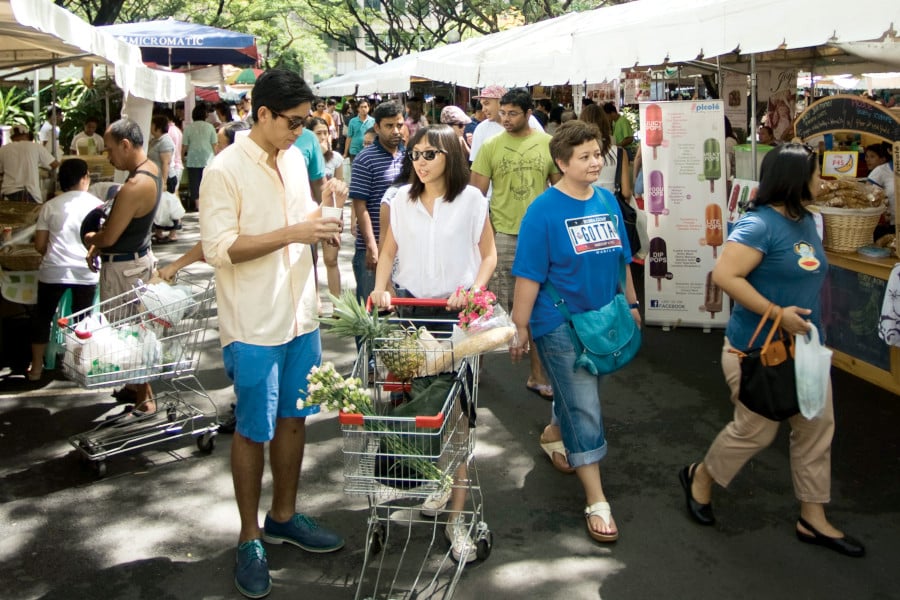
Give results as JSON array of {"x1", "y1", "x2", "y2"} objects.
[
  {"x1": 510, "y1": 120, "x2": 640, "y2": 543},
  {"x1": 681, "y1": 143, "x2": 864, "y2": 557}
]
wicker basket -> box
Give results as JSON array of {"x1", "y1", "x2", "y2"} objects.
[
  {"x1": 816, "y1": 206, "x2": 885, "y2": 253},
  {"x1": 0, "y1": 244, "x2": 42, "y2": 271}
]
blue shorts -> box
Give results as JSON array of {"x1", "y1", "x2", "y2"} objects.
[{"x1": 223, "y1": 331, "x2": 322, "y2": 443}]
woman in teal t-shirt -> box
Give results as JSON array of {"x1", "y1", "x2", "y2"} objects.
[{"x1": 182, "y1": 104, "x2": 218, "y2": 211}]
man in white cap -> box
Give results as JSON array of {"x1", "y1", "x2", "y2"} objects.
[
  {"x1": 468, "y1": 84, "x2": 544, "y2": 164},
  {"x1": 0, "y1": 125, "x2": 59, "y2": 202}
]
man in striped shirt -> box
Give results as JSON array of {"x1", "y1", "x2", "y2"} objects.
[{"x1": 349, "y1": 101, "x2": 406, "y2": 304}]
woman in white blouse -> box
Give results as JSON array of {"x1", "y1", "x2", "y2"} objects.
[{"x1": 370, "y1": 124, "x2": 496, "y2": 564}]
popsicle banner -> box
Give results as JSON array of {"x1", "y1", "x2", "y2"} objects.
[{"x1": 639, "y1": 100, "x2": 730, "y2": 329}]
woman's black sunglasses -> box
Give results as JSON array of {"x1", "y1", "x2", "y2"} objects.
[{"x1": 410, "y1": 149, "x2": 446, "y2": 161}]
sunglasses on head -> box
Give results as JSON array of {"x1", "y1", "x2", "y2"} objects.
[
  {"x1": 270, "y1": 109, "x2": 305, "y2": 131},
  {"x1": 410, "y1": 149, "x2": 446, "y2": 161}
]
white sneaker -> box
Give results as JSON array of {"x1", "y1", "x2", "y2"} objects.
[
  {"x1": 420, "y1": 486, "x2": 451, "y2": 517},
  {"x1": 445, "y1": 516, "x2": 477, "y2": 563}
]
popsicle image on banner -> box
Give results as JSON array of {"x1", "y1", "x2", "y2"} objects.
[
  {"x1": 645, "y1": 104, "x2": 663, "y2": 160},
  {"x1": 648, "y1": 170, "x2": 666, "y2": 227},
  {"x1": 703, "y1": 271, "x2": 722, "y2": 318},
  {"x1": 728, "y1": 183, "x2": 741, "y2": 221},
  {"x1": 705, "y1": 203, "x2": 723, "y2": 258},
  {"x1": 703, "y1": 138, "x2": 721, "y2": 193},
  {"x1": 649, "y1": 236, "x2": 669, "y2": 291}
]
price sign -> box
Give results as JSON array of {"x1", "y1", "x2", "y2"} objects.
[{"x1": 822, "y1": 151, "x2": 859, "y2": 178}]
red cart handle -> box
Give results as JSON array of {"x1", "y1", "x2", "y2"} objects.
[{"x1": 365, "y1": 296, "x2": 450, "y2": 312}]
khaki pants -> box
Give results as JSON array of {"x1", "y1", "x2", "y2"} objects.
[
  {"x1": 703, "y1": 338, "x2": 835, "y2": 504},
  {"x1": 489, "y1": 231, "x2": 517, "y2": 312}
]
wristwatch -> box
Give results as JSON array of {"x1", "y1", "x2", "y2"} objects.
[{"x1": 628, "y1": 301, "x2": 640, "y2": 309}]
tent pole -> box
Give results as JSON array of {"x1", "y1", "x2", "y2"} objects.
[{"x1": 750, "y1": 54, "x2": 758, "y2": 178}]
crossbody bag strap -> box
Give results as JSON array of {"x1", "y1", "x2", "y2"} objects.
[
  {"x1": 596, "y1": 189, "x2": 627, "y2": 292},
  {"x1": 543, "y1": 279, "x2": 574, "y2": 321},
  {"x1": 614, "y1": 146, "x2": 624, "y2": 196}
]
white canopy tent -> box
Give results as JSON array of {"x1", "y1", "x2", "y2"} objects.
[
  {"x1": 315, "y1": 0, "x2": 899, "y2": 92},
  {"x1": 0, "y1": 0, "x2": 188, "y2": 103}
]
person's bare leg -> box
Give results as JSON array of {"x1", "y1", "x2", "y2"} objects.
[
  {"x1": 323, "y1": 243, "x2": 341, "y2": 297},
  {"x1": 29, "y1": 343, "x2": 47, "y2": 379},
  {"x1": 798, "y1": 502, "x2": 844, "y2": 538},
  {"x1": 268, "y1": 416, "x2": 306, "y2": 522},
  {"x1": 232, "y1": 432, "x2": 265, "y2": 542},
  {"x1": 527, "y1": 329, "x2": 552, "y2": 394}
]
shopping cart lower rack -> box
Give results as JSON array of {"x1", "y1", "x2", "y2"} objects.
[
  {"x1": 58, "y1": 269, "x2": 218, "y2": 476},
  {"x1": 340, "y1": 298, "x2": 492, "y2": 600}
]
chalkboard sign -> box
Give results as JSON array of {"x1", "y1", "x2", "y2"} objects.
[
  {"x1": 795, "y1": 95, "x2": 900, "y2": 143},
  {"x1": 822, "y1": 265, "x2": 890, "y2": 372}
]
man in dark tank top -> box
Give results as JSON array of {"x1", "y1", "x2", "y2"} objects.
[{"x1": 83, "y1": 117, "x2": 162, "y2": 414}]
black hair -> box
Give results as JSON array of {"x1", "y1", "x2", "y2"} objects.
[
  {"x1": 191, "y1": 104, "x2": 208, "y2": 121},
  {"x1": 251, "y1": 69, "x2": 315, "y2": 122},
  {"x1": 549, "y1": 120, "x2": 602, "y2": 167},
  {"x1": 752, "y1": 143, "x2": 818, "y2": 220},
  {"x1": 549, "y1": 105, "x2": 564, "y2": 124},
  {"x1": 470, "y1": 99, "x2": 483, "y2": 112},
  {"x1": 407, "y1": 125, "x2": 470, "y2": 203},
  {"x1": 372, "y1": 100, "x2": 404, "y2": 125},
  {"x1": 106, "y1": 118, "x2": 144, "y2": 147},
  {"x1": 724, "y1": 116, "x2": 737, "y2": 141},
  {"x1": 602, "y1": 102, "x2": 617, "y2": 115},
  {"x1": 151, "y1": 114, "x2": 169, "y2": 134},
  {"x1": 84, "y1": 115, "x2": 100, "y2": 125},
  {"x1": 499, "y1": 88, "x2": 533, "y2": 113},
  {"x1": 866, "y1": 142, "x2": 891, "y2": 161},
  {"x1": 537, "y1": 99, "x2": 553, "y2": 112},
  {"x1": 58, "y1": 158, "x2": 89, "y2": 191},
  {"x1": 220, "y1": 120, "x2": 250, "y2": 146}
]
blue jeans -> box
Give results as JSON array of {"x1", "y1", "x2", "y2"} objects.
[
  {"x1": 352, "y1": 247, "x2": 376, "y2": 303},
  {"x1": 534, "y1": 323, "x2": 608, "y2": 468}
]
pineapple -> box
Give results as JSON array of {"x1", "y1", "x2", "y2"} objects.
[
  {"x1": 378, "y1": 325, "x2": 425, "y2": 382},
  {"x1": 319, "y1": 291, "x2": 396, "y2": 343},
  {"x1": 319, "y1": 292, "x2": 425, "y2": 381}
]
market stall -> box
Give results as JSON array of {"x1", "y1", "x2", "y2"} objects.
[{"x1": 795, "y1": 95, "x2": 900, "y2": 394}]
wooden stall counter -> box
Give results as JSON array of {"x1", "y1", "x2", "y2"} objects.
[{"x1": 824, "y1": 250, "x2": 900, "y2": 395}]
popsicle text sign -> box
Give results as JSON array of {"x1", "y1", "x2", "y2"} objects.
[{"x1": 794, "y1": 95, "x2": 900, "y2": 143}]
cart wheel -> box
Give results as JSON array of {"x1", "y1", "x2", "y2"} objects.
[
  {"x1": 368, "y1": 523, "x2": 385, "y2": 556},
  {"x1": 197, "y1": 432, "x2": 216, "y2": 454},
  {"x1": 91, "y1": 460, "x2": 107, "y2": 478},
  {"x1": 476, "y1": 530, "x2": 493, "y2": 561},
  {"x1": 166, "y1": 406, "x2": 178, "y2": 422}
]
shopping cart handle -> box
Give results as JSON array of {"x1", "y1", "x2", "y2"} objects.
[{"x1": 365, "y1": 296, "x2": 450, "y2": 312}]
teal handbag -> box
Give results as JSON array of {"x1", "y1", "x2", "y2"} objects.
[{"x1": 543, "y1": 195, "x2": 641, "y2": 375}]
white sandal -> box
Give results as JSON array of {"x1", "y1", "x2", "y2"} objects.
[{"x1": 584, "y1": 501, "x2": 619, "y2": 543}]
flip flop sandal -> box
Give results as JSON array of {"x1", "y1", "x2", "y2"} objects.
[
  {"x1": 539, "y1": 436, "x2": 575, "y2": 474},
  {"x1": 584, "y1": 501, "x2": 619, "y2": 543},
  {"x1": 526, "y1": 381, "x2": 554, "y2": 400}
]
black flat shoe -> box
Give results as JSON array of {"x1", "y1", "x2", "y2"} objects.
[
  {"x1": 796, "y1": 516, "x2": 865, "y2": 558},
  {"x1": 679, "y1": 464, "x2": 715, "y2": 525}
]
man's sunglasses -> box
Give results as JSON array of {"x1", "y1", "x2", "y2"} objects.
[
  {"x1": 270, "y1": 109, "x2": 305, "y2": 131},
  {"x1": 410, "y1": 149, "x2": 446, "y2": 161}
]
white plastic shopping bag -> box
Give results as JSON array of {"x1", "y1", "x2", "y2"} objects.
[{"x1": 794, "y1": 325, "x2": 832, "y2": 419}]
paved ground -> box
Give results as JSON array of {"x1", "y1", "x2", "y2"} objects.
[{"x1": 1, "y1": 213, "x2": 899, "y2": 600}]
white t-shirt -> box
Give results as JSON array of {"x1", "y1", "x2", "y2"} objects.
[
  {"x1": 594, "y1": 143, "x2": 620, "y2": 193},
  {"x1": 868, "y1": 162, "x2": 896, "y2": 224},
  {"x1": 0, "y1": 141, "x2": 57, "y2": 201},
  {"x1": 468, "y1": 116, "x2": 544, "y2": 163},
  {"x1": 324, "y1": 152, "x2": 344, "y2": 179},
  {"x1": 389, "y1": 184, "x2": 488, "y2": 299},
  {"x1": 36, "y1": 190, "x2": 103, "y2": 284},
  {"x1": 39, "y1": 121, "x2": 60, "y2": 156},
  {"x1": 69, "y1": 132, "x2": 105, "y2": 155}
]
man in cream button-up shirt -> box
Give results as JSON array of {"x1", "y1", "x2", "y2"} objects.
[{"x1": 199, "y1": 69, "x2": 349, "y2": 599}]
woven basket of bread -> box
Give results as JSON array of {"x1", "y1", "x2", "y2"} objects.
[{"x1": 817, "y1": 206, "x2": 885, "y2": 253}]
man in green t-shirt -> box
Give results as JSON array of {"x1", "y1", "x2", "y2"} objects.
[
  {"x1": 471, "y1": 87, "x2": 560, "y2": 398},
  {"x1": 603, "y1": 102, "x2": 636, "y2": 159}
]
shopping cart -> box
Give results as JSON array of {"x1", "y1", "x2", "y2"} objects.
[
  {"x1": 340, "y1": 298, "x2": 492, "y2": 600},
  {"x1": 58, "y1": 269, "x2": 218, "y2": 476}
]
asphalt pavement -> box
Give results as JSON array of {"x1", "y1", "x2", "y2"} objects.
[{"x1": 1, "y1": 213, "x2": 898, "y2": 600}]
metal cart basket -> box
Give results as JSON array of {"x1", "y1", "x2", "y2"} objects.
[
  {"x1": 340, "y1": 298, "x2": 492, "y2": 600},
  {"x1": 58, "y1": 269, "x2": 218, "y2": 476}
]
